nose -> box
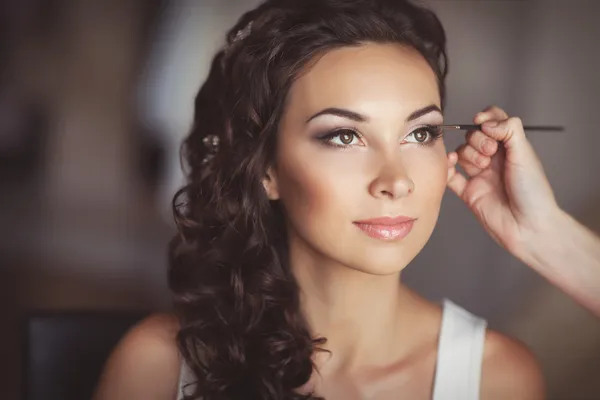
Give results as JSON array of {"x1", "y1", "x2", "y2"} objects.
[{"x1": 368, "y1": 156, "x2": 415, "y2": 199}]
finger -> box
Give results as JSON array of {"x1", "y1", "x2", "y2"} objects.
[
  {"x1": 456, "y1": 144, "x2": 486, "y2": 177},
  {"x1": 458, "y1": 158, "x2": 484, "y2": 177},
  {"x1": 448, "y1": 150, "x2": 477, "y2": 178},
  {"x1": 474, "y1": 105, "x2": 509, "y2": 125},
  {"x1": 446, "y1": 151, "x2": 457, "y2": 181},
  {"x1": 466, "y1": 130, "x2": 498, "y2": 156},
  {"x1": 447, "y1": 151, "x2": 458, "y2": 168},
  {"x1": 480, "y1": 117, "x2": 529, "y2": 152},
  {"x1": 456, "y1": 143, "x2": 491, "y2": 170},
  {"x1": 447, "y1": 165, "x2": 468, "y2": 198}
]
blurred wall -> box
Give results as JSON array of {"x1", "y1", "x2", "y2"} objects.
[
  {"x1": 1, "y1": 1, "x2": 170, "y2": 398},
  {"x1": 1, "y1": 0, "x2": 599, "y2": 399}
]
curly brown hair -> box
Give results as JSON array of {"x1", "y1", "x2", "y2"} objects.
[{"x1": 168, "y1": 0, "x2": 448, "y2": 398}]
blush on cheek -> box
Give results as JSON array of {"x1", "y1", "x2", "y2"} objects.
[
  {"x1": 405, "y1": 148, "x2": 447, "y2": 178},
  {"x1": 276, "y1": 161, "x2": 327, "y2": 220},
  {"x1": 407, "y1": 154, "x2": 447, "y2": 208}
]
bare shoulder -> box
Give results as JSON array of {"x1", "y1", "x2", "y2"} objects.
[
  {"x1": 93, "y1": 313, "x2": 182, "y2": 400},
  {"x1": 480, "y1": 330, "x2": 545, "y2": 400}
]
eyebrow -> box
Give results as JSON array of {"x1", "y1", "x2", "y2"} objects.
[
  {"x1": 306, "y1": 104, "x2": 443, "y2": 124},
  {"x1": 306, "y1": 107, "x2": 367, "y2": 123},
  {"x1": 406, "y1": 104, "x2": 443, "y2": 121}
]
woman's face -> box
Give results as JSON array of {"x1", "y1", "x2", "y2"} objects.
[{"x1": 264, "y1": 43, "x2": 450, "y2": 275}]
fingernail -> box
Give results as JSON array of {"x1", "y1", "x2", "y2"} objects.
[
  {"x1": 483, "y1": 139, "x2": 495, "y2": 153},
  {"x1": 477, "y1": 155, "x2": 488, "y2": 168},
  {"x1": 483, "y1": 120, "x2": 498, "y2": 128}
]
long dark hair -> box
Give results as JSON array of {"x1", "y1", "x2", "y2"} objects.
[{"x1": 168, "y1": 0, "x2": 448, "y2": 398}]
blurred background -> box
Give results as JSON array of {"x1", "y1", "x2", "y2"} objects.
[{"x1": 1, "y1": 0, "x2": 599, "y2": 399}]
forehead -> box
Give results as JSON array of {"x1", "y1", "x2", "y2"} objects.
[{"x1": 287, "y1": 43, "x2": 440, "y2": 118}]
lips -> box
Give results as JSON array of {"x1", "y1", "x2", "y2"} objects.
[{"x1": 353, "y1": 216, "x2": 416, "y2": 241}]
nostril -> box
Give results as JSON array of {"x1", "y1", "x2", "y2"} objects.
[{"x1": 380, "y1": 189, "x2": 394, "y2": 198}]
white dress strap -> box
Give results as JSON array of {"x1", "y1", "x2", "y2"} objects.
[
  {"x1": 432, "y1": 299, "x2": 487, "y2": 400},
  {"x1": 177, "y1": 361, "x2": 195, "y2": 400}
]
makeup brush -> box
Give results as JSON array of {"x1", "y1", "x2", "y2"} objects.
[{"x1": 439, "y1": 124, "x2": 564, "y2": 132}]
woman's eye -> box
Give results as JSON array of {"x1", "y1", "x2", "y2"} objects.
[
  {"x1": 403, "y1": 126, "x2": 443, "y2": 145},
  {"x1": 326, "y1": 129, "x2": 360, "y2": 146},
  {"x1": 406, "y1": 128, "x2": 432, "y2": 143}
]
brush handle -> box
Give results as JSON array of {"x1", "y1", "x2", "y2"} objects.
[{"x1": 441, "y1": 124, "x2": 564, "y2": 132}]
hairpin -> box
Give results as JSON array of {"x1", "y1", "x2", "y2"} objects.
[
  {"x1": 232, "y1": 21, "x2": 253, "y2": 44},
  {"x1": 203, "y1": 134, "x2": 220, "y2": 149},
  {"x1": 223, "y1": 21, "x2": 253, "y2": 56},
  {"x1": 201, "y1": 134, "x2": 220, "y2": 164}
]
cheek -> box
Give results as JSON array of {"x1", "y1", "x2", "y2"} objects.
[
  {"x1": 405, "y1": 147, "x2": 448, "y2": 208},
  {"x1": 276, "y1": 158, "x2": 336, "y2": 219},
  {"x1": 274, "y1": 150, "x2": 360, "y2": 225}
]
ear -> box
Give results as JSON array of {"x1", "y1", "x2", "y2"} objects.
[{"x1": 262, "y1": 166, "x2": 280, "y2": 200}]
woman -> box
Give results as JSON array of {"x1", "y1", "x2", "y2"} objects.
[{"x1": 94, "y1": 0, "x2": 545, "y2": 399}]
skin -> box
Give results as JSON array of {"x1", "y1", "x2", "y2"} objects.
[
  {"x1": 93, "y1": 43, "x2": 545, "y2": 399},
  {"x1": 265, "y1": 44, "x2": 449, "y2": 391},
  {"x1": 449, "y1": 107, "x2": 600, "y2": 318}
]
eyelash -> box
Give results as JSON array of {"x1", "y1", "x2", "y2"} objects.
[
  {"x1": 316, "y1": 125, "x2": 444, "y2": 149},
  {"x1": 316, "y1": 128, "x2": 363, "y2": 148}
]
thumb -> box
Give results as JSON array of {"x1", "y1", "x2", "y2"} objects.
[{"x1": 480, "y1": 117, "x2": 537, "y2": 164}]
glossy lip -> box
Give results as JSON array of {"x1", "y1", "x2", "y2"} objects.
[
  {"x1": 353, "y1": 216, "x2": 417, "y2": 241},
  {"x1": 354, "y1": 216, "x2": 416, "y2": 225}
]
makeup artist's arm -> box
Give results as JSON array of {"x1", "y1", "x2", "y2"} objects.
[{"x1": 447, "y1": 106, "x2": 600, "y2": 317}]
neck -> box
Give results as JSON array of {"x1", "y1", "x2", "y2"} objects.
[{"x1": 288, "y1": 237, "x2": 411, "y2": 372}]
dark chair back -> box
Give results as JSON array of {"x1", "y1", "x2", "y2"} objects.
[{"x1": 24, "y1": 311, "x2": 147, "y2": 400}]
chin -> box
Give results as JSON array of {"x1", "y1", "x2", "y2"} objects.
[
  {"x1": 342, "y1": 233, "x2": 430, "y2": 275},
  {"x1": 342, "y1": 245, "x2": 423, "y2": 276},
  {"x1": 347, "y1": 263, "x2": 408, "y2": 276},
  {"x1": 361, "y1": 259, "x2": 416, "y2": 276}
]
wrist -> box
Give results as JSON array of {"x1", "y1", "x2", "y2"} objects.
[
  {"x1": 517, "y1": 205, "x2": 600, "y2": 315},
  {"x1": 518, "y1": 206, "x2": 570, "y2": 273}
]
